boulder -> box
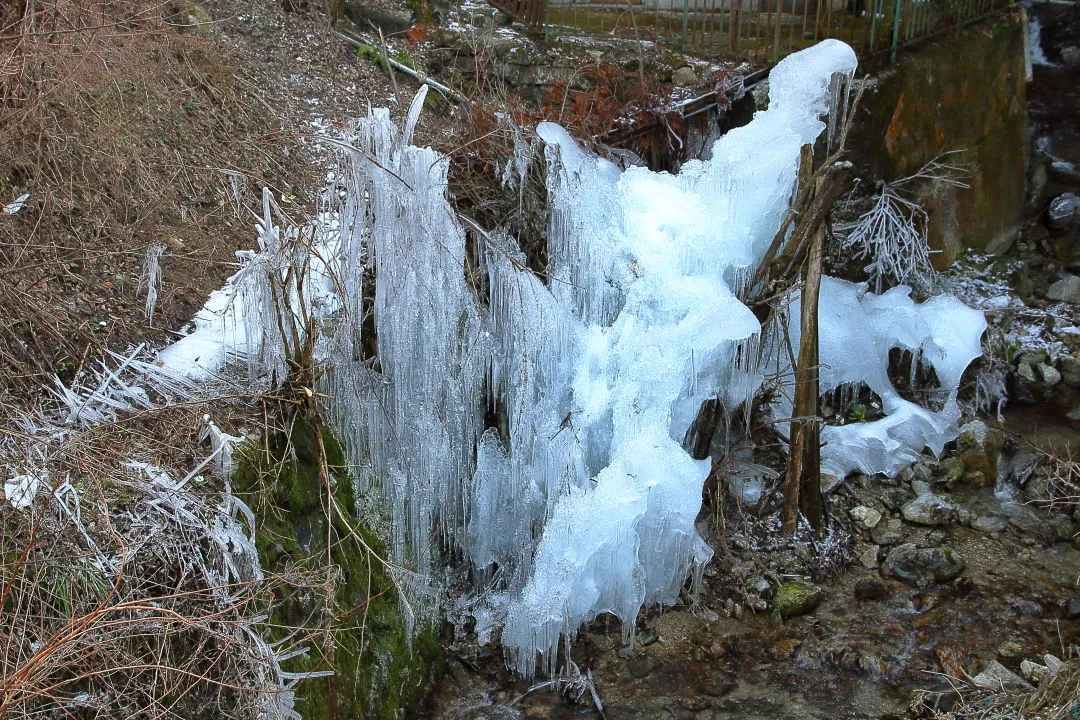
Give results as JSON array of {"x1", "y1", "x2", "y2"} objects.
[
  {"x1": 854, "y1": 577, "x2": 888, "y2": 600},
  {"x1": 849, "y1": 505, "x2": 883, "y2": 530},
  {"x1": 882, "y1": 544, "x2": 965, "y2": 587},
  {"x1": 672, "y1": 65, "x2": 698, "y2": 86},
  {"x1": 772, "y1": 581, "x2": 823, "y2": 619},
  {"x1": 902, "y1": 493, "x2": 959, "y2": 525},
  {"x1": 973, "y1": 660, "x2": 1035, "y2": 693},
  {"x1": 1048, "y1": 192, "x2": 1079, "y2": 229},
  {"x1": 972, "y1": 515, "x2": 1007, "y2": 533},
  {"x1": 1047, "y1": 275, "x2": 1080, "y2": 304},
  {"x1": 872, "y1": 518, "x2": 905, "y2": 546}
]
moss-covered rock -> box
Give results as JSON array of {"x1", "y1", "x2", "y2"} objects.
[
  {"x1": 771, "y1": 581, "x2": 823, "y2": 619},
  {"x1": 235, "y1": 414, "x2": 442, "y2": 719}
]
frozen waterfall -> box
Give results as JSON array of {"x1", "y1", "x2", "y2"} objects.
[{"x1": 157, "y1": 39, "x2": 986, "y2": 678}]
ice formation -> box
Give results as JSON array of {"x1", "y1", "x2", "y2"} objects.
[
  {"x1": 767, "y1": 277, "x2": 987, "y2": 478},
  {"x1": 155, "y1": 39, "x2": 988, "y2": 677}
]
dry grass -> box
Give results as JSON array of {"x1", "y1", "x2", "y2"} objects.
[
  {"x1": 0, "y1": 400, "x2": 333, "y2": 719},
  {"x1": 0, "y1": 0, "x2": 295, "y2": 405},
  {"x1": 912, "y1": 660, "x2": 1080, "y2": 720}
]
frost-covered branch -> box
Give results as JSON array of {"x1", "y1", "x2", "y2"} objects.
[{"x1": 840, "y1": 152, "x2": 972, "y2": 293}]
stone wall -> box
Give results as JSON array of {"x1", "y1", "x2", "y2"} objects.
[{"x1": 851, "y1": 11, "x2": 1030, "y2": 265}]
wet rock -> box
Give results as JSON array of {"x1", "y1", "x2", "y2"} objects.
[
  {"x1": 872, "y1": 518, "x2": 905, "y2": 546},
  {"x1": 1061, "y1": 355, "x2": 1080, "y2": 383},
  {"x1": 957, "y1": 421, "x2": 1004, "y2": 479},
  {"x1": 1007, "y1": 511, "x2": 1054, "y2": 541},
  {"x1": 695, "y1": 676, "x2": 736, "y2": 697},
  {"x1": 1049, "y1": 514, "x2": 1076, "y2": 542},
  {"x1": 821, "y1": 473, "x2": 842, "y2": 494},
  {"x1": 1047, "y1": 275, "x2": 1080, "y2": 304},
  {"x1": 974, "y1": 660, "x2": 1035, "y2": 693},
  {"x1": 854, "y1": 577, "x2": 888, "y2": 600},
  {"x1": 1038, "y1": 363, "x2": 1062, "y2": 386},
  {"x1": 850, "y1": 505, "x2": 882, "y2": 530},
  {"x1": 1062, "y1": 46, "x2": 1080, "y2": 66},
  {"x1": 997, "y1": 640, "x2": 1024, "y2": 658},
  {"x1": 858, "y1": 545, "x2": 880, "y2": 568},
  {"x1": 1017, "y1": 361, "x2": 1039, "y2": 383},
  {"x1": 973, "y1": 515, "x2": 1007, "y2": 533},
  {"x1": 672, "y1": 66, "x2": 697, "y2": 86},
  {"x1": 902, "y1": 493, "x2": 959, "y2": 526},
  {"x1": 1067, "y1": 598, "x2": 1080, "y2": 619},
  {"x1": 942, "y1": 457, "x2": 966, "y2": 486},
  {"x1": 772, "y1": 581, "x2": 822, "y2": 619},
  {"x1": 911, "y1": 480, "x2": 932, "y2": 497},
  {"x1": 1047, "y1": 192, "x2": 1079, "y2": 230},
  {"x1": 881, "y1": 544, "x2": 965, "y2": 587},
  {"x1": 956, "y1": 506, "x2": 973, "y2": 526},
  {"x1": 628, "y1": 655, "x2": 659, "y2": 678}
]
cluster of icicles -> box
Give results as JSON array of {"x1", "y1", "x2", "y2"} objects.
[{"x1": 158, "y1": 39, "x2": 985, "y2": 677}]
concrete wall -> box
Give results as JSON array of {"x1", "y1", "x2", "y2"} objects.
[{"x1": 850, "y1": 11, "x2": 1029, "y2": 264}]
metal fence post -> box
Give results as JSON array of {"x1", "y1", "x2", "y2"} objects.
[
  {"x1": 889, "y1": 0, "x2": 903, "y2": 62},
  {"x1": 682, "y1": 0, "x2": 690, "y2": 50}
]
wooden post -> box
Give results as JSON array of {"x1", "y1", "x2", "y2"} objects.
[{"x1": 779, "y1": 163, "x2": 850, "y2": 536}]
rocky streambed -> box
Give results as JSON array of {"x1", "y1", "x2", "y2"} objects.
[{"x1": 426, "y1": 416, "x2": 1080, "y2": 719}]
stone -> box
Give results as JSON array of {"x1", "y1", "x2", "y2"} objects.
[
  {"x1": 696, "y1": 676, "x2": 737, "y2": 697},
  {"x1": 1043, "y1": 654, "x2": 1064, "y2": 674},
  {"x1": 902, "y1": 493, "x2": 959, "y2": 525},
  {"x1": 1046, "y1": 275, "x2": 1080, "y2": 304},
  {"x1": 1037, "y1": 363, "x2": 1062, "y2": 386},
  {"x1": 872, "y1": 518, "x2": 905, "y2": 546},
  {"x1": 997, "y1": 641, "x2": 1024, "y2": 658},
  {"x1": 1048, "y1": 193, "x2": 1079, "y2": 230},
  {"x1": 1017, "y1": 361, "x2": 1038, "y2": 382},
  {"x1": 1020, "y1": 659, "x2": 1050, "y2": 683},
  {"x1": 881, "y1": 544, "x2": 965, "y2": 587},
  {"x1": 973, "y1": 515, "x2": 1007, "y2": 533},
  {"x1": 973, "y1": 660, "x2": 1035, "y2": 693},
  {"x1": 934, "y1": 642, "x2": 966, "y2": 677},
  {"x1": 1062, "y1": 46, "x2": 1080, "y2": 66},
  {"x1": 942, "y1": 457, "x2": 966, "y2": 485},
  {"x1": 858, "y1": 545, "x2": 880, "y2": 568},
  {"x1": 1049, "y1": 514, "x2": 1076, "y2": 542},
  {"x1": 911, "y1": 480, "x2": 932, "y2": 496},
  {"x1": 850, "y1": 505, "x2": 883, "y2": 530},
  {"x1": 854, "y1": 577, "x2": 888, "y2": 600},
  {"x1": 772, "y1": 581, "x2": 823, "y2": 619},
  {"x1": 956, "y1": 507, "x2": 973, "y2": 526},
  {"x1": 821, "y1": 473, "x2": 842, "y2": 494},
  {"x1": 672, "y1": 65, "x2": 698, "y2": 86},
  {"x1": 1067, "y1": 598, "x2": 1080, "y2": 619}
]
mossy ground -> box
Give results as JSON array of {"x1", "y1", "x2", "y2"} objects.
[{"x1": 235, "y1": 412, "x2": 442, "y2": 719}]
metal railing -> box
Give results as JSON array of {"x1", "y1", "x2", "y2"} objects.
[{"x1": 533, "y1": 0, "x2": 1014, "y2": 63}]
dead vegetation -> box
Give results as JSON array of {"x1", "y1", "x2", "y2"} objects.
[
  {"x1": 0, "y1": 402, "x2": 333, "y2": 719},
  {"x1": 0, "y1": 0, "x2": 298, "y2": 407}
]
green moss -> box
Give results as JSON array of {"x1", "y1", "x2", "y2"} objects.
[
  {"x1": 235, "y1": 415, "x2": 442, "y2": 720},
  {"x1": 771, "y1": 581, "x2": 822, "y2": 620}
]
